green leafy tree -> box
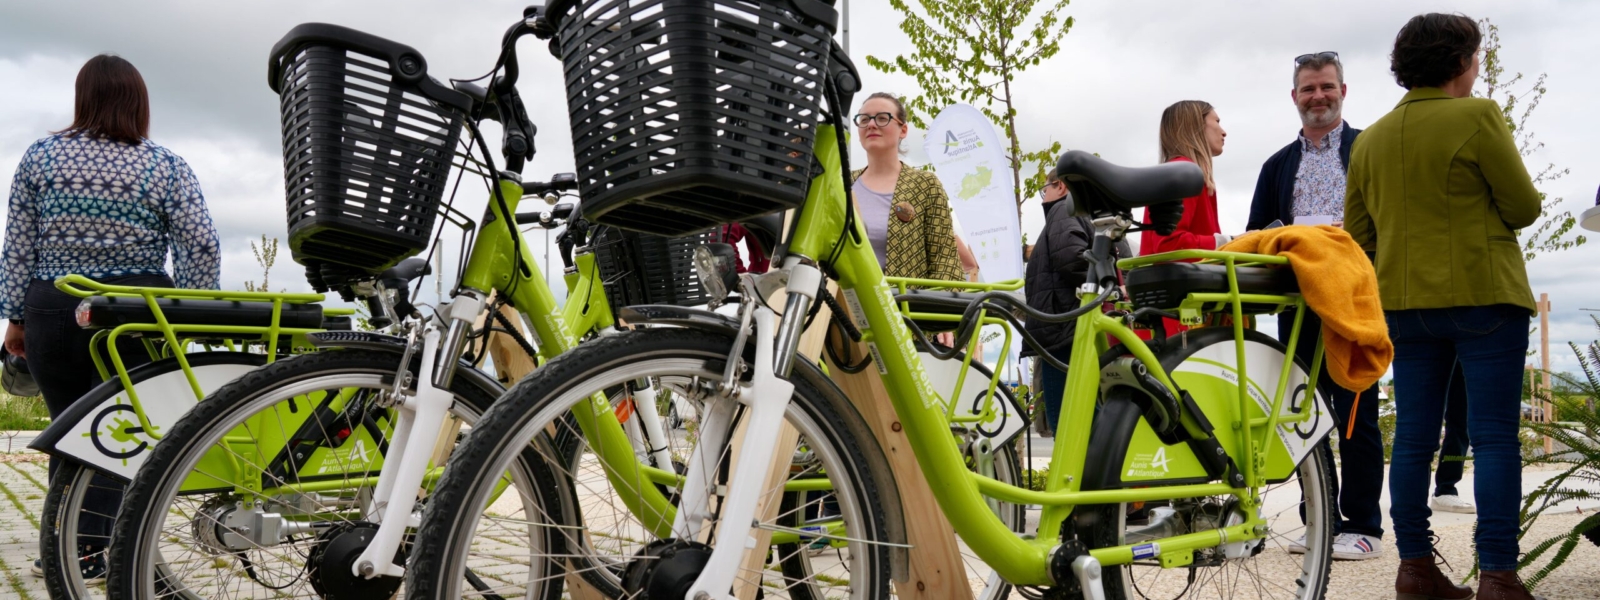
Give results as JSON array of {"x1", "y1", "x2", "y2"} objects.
[
  {"x1": 1474, "y1": 18, "x2": 1585, "y2": 261},
  {"x1": 867, "y1": 0, "x2": 1073, "y2": 222}
]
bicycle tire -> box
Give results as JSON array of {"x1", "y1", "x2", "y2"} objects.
[
  {"x1": 104, "y1": 349, "x2": 564, "y2": 600},
  {"x1": 1082, "y1": 329, "x2": 1336, "y2": 600},
  {"x1": 407, "y1": 327, "x2": 893, "y2": 599},
  {"x1": 41, "y1": 353, "x2": 267, "y2": 600}
]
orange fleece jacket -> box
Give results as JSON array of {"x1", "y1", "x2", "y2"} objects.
[{"x1": 1221, "y1": 225, "x2": 1392, "y2": 391}]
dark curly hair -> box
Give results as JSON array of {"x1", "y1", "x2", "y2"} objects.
[{"x1": 1390, "y1": 13, "x2": 1482, "y2": 90}]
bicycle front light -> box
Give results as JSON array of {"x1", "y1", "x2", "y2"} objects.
[{"x1": 693, "y1": 243, "x2": 740, "y2": 304}]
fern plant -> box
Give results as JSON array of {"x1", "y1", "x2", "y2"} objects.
[{"x1": 1511, "y1": 316, "x2": 1600, "y2": 588}]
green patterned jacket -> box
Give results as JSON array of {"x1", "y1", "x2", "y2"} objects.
[{"x1": 851, "y1": 163, "x2": 966, "y2": 284}]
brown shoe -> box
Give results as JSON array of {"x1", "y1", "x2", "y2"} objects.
[
  {"x1": 1477, "y1": 570, "x2": 1545, "y2": 600},
  {"x1": 1396, "y1": 556, "x2": 1474, "y2": 600}
]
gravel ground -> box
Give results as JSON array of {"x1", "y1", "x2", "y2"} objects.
[{"x1": 1325, "y1": 510, "x2": 1600, "y2": 600}]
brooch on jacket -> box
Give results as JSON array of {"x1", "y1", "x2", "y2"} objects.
[{"x1": 892, "y1": 201, "x2": 916, "y2": 222}]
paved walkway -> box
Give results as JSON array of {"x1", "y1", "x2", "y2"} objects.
[
  {"x1": 0, "y1": 451, "x2": 51, "y2": 599},
  {"x1": 1, "y1": 433, "x2": 1596, "y2": 599}
]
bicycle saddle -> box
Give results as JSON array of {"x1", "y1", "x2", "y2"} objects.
[{"x1": 1054, "y1": 151, "x2": 1204, "y2": 225}]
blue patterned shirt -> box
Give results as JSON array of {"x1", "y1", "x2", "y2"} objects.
[
  {"x1": 1, "y1": 134, "x2": 220, "y2": 319},
  {"x1": 1291, "y1": 123, "x2": 1346, "y2": 218}
]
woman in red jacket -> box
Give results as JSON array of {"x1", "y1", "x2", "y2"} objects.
[{"x1": 1141, "y1": 100, "x2": 1229, "y2": 255}]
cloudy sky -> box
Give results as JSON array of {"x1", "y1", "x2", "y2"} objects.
[{"x1": 1, "y1": 0, "x2": 1596, "y2": 373}]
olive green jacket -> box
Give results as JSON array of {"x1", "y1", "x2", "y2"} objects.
[
  {"x1": 851, "y1": 164, "x2": 965, "y2": 283},
  {"x1": 1344, "y1": 88, "x2": 1541, "y2": 313}
]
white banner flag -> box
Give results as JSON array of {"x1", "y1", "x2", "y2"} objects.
[{"x1": 923, "y1": 104, "x2": 1025, "y2": 282}]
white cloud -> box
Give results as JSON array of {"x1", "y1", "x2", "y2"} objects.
[{"x1": 0, "y1": 0, "x2": 1596, "y2": 375}]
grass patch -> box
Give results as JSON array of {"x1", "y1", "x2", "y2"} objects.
[
  {"x1": 0, "y1": 394, "x2": 48, "y2": 430},
  {"x1": 0, "y1": 479, "x2": 38, "y2": 528},
  {"x1": 3, "y1": 463, "x2": 46, "y2": 493},
  {"x1": 0, "y1": 553, "x2": 36, "y2": 600}
]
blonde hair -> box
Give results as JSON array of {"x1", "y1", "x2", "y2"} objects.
[{"x1": 1159, "y1": 100, "x2": 1217, "y2": 191}]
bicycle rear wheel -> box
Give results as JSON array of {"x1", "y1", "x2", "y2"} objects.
[
  {"x1": 104, "y1": 349, "x2": 562, "y2": 600},
  {"x1": 1083, "y1": 329, "x2": 1336, "y2": 599},
  {"x1": 41, "y1": 354, "x2": 267, "y2": 600},
  {"x1": 407, "y1": 327, "x2": 892, "y2": 598}
]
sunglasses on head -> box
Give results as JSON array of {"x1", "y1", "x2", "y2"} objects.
[{"x1": 1295, "y1": 51, "x2": 1340, "y2": 65}]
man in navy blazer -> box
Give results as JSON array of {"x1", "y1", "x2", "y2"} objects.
[{"x1": 1249, "y1": 52, "x2": 1389, "y2": 562}]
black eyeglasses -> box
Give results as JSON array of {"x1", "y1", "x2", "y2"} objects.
[
  {"x1": 853, "y1": 112, "x2": 900, "y2": 128},
  {"x1": 1295, "y1": 51, "x2": 1340, "y2": 65}
]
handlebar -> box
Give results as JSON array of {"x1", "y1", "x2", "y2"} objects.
[
  {"x1": 513, "y1": 203, "x2": 575, "y2": 229},
  {"x1": 520, "y1": 173, "x2": 577, "y2": 196}
]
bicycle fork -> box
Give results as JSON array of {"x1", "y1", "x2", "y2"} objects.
[
  {"x1": 678, "y1": 261, "x2": 819, "y2": 600},
  {"x1": 353, "y1": 293, "x2": 484, "y2": 579}
]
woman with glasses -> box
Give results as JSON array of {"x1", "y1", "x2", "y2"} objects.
[
  {"x1": 1021, "y1": 169, "x2": 1117, "y2": 436},
  {"x1": 850, "y1": 92, "x2": 965, "y2": 287}
]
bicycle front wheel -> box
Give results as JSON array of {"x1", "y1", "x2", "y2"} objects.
[
  {"x1": 407, "y1": 327, "x2": 893, "y2": 599},
  {"x1": 104, "y1": 349, "x2": 563, "y2": 600}
]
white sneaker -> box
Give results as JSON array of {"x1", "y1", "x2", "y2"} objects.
[
  {"x1": 1286, "y1": 534, "x2": 1308, "y2": 554},
  {"x1": 1432, "y1": 494, "x2": 1477, "y2": 514},
  {"x1": 1331, "y1": 533, "x2": 1383, "y2": 561}
]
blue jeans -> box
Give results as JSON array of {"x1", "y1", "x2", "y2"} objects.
[
  {"x1": 1434, "y1": 361, "x2": 1470, "y2": 497},
  {"x1": 1039, "y1": 360, "x2": 1067, "y2": 434},
  {"x1": 1387, "y1": 305, "x2": 1529, "y2": 571}
]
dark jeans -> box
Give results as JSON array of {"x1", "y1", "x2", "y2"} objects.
[
  {"x1": 25, "y1": 274, "x2": 172, "y2": 544},
  {"x1": 1039, "y1": 357, "x2": 1067, "y2": 434},
  {"x1": 1282, "y1": 309, "x2": 1386, "y2": 538},
  {"x1": 1386, "y1": 304, "x2": 1529, "y2": 571},
  {"x1": 1434, "y1": 361, "x2": 1470, "y2": 497}
]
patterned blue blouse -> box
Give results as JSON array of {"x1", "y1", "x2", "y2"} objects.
[{"x1": 0, "y1": 134, "x2": 221, "y2": 320}]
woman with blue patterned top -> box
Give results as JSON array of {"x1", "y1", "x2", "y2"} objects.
[{"x1": 0, "y1": 54, "x2": 219, "y2": 580}]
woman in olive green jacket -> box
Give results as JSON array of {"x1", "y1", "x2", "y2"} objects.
[{"x1": 1344, "y1": 13, "x2": 1542, "y2": 600}]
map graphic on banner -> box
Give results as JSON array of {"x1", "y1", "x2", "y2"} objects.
[{"x1": 923, "y1": 104, "x2": 1024, "y2": 282}]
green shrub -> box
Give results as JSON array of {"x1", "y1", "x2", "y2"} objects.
[{"x1": 0, "y1": 393, "x2": 49, "y2": 430}]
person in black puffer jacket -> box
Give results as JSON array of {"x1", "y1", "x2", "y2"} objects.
[{"x1": 1023, "y1": 169, "x2": 1125, "y2": 436}]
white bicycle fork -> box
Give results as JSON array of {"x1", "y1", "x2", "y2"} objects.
[
  {"x1": 678, "y1": 260, "x2": 820, "y2": 600},
  {"x1": 352, "y1": 296, "x2": 482, "y2": 579}
]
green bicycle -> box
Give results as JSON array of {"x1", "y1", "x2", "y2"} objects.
[
  {"x1": 100, "y1": 11, "x2": 822, "y2": 599},
  {"x1": 32, "y1": 275, "x2": 353, "y2": 600},
  {"x1": 404, "y1": 1, "x2": 1339, "y2": 598}
]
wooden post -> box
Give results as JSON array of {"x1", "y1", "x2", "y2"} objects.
[
  {"x1": 816, "y1": 288, "x2": 976, "y2": 600},
  {"x1": 1539, "y1": 294, "x2": 1554, "y2": 454},
  {"x1": 480, "y1": 301, "x2": 606, "y2": 600}
]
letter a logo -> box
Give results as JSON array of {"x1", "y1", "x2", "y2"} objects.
[{"x1": 1151, "y1": 447, "x2": 1171, "y2": 473}]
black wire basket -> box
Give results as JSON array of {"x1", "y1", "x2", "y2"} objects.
[
  {"x1": 592, "y1": 226, "x2": 719, "y2": 308},
  {"x1": 269, "y1": 24, "x2": 472, "y2": 273},
  {"x1": 547, "y1": 0, "x2": 839, "y2": 236}
]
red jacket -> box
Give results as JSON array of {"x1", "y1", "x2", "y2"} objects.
[{"x1": 1140, "y1": 156, "x2": 1220, "y2": 256}]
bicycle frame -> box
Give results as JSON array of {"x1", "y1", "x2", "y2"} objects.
[
  {"x1": 711, "y1": 123, "x2": 1331, "y2": 587},
  {"x1": 341, "y1": 176, "x2": 693, "y2": 577}
]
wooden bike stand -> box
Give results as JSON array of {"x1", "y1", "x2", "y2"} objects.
[
  {"x1": 479, "y1": 300, "x2": 608, "y2": 599},
  {"x1": 810, "y1": 286, "x2": 976, "y2": 599}
]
